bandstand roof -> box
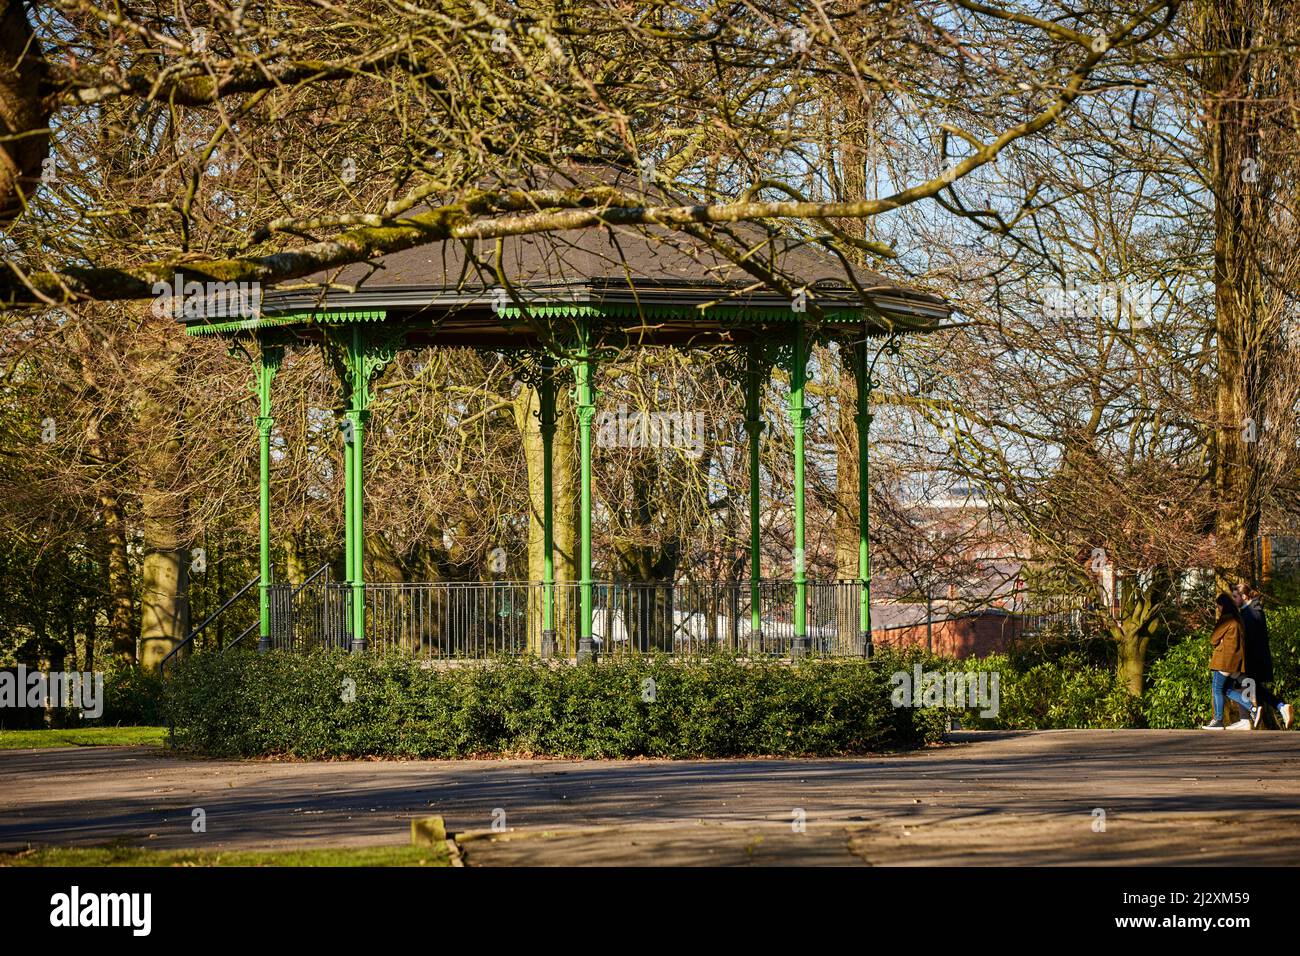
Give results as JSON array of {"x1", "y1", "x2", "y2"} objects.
[{"x1": 181, "y1": 162, "x2": 950, "y2": 348}]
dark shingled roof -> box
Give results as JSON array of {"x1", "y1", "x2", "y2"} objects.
[{"x1": 185, "y1": 162, "x2": 948, "y2": 343}]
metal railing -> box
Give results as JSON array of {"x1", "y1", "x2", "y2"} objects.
[
  {"x1": 160, "y1": 574, "x2": 259, "y2": 677},
  {"x1": 167, "y1": 576, "x2": 1111, "y2": 667},
  {"x1": 365, "y1": 581, "x2": 550, "y2": 657},
  {"x1": 261, "y1": 579, "x2": 871, "y2": 659},
  {"x1": 588, "y1": 580, "x2": 864, "y2": 657},
  {"x1": 162, "y1": 565, "x2": 336, "y2": 675},
  {"x1": 245, "y1": 563, "x2": 334, "y2": 652}
]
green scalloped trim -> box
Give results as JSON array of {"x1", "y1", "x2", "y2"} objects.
[
  {"x1": 498, "y1": 303, "x2": 864, "y2": 323},
  {"x1": 497, "y1": 304, "x2": 604, "y2": 320},
  {"x1": 184, "y1": 301, "x2": 873, "y2": 336},
  {"x1": 184, "y1": 309, "x2": 387, "y2": 336}
]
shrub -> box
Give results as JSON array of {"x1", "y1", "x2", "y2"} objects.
[
  {"x1": 158, "y1": 607, "x2": 1300, "y2": 750},
  {"x1": 1142, "y1": 635, "x2": 1209, "y2": 729},
  {"x1": 1002, "y1": 627, "x2": 1116, "y2": 673},
  {"x1": 958, "y1": 652, "x2": 1143, "y2": 730},
  {"x1": 165, "y1": 649, "x2": 947, "y2": 758},
  {"x1": 946, "y1": 650, "x2": 1138, "y2": 733},
  {"x1": 99, "y1": 661, "x2": 166, "y2": 726},
  {"x1": 1265, "y1": 605, "x2": 1300, "y2": 707}
]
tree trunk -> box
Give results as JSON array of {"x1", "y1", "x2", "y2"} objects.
[
  {"x1": 101, "y1": 495, "x2": 136, "y2": 662},
  {"x1": 83, "y1": 603, "x2": 96, "y2": 676},
  {"x1": 1199, "y1": 0, "x2": 1267, "y2": 589},
  {"x1": 834, "y1": 358, "x2": 860, "y2": 579},
  {"x1": 514, "y1": 379, "x2": 577, "y2": 653},
  {"x1": 139, "y1": 492, "x2": 189, "y2": 670},
  {"x1": 1116, "y1": 630, "x2": 1150, "y2": 698},
  {"x1": 833, "y1": 353, "x2": 863, "y2": 652},
  {"x1": 1108, "y1": 576, "x2": 1162, "y2": 697},
  {"x1": 137, "y1": 324, "x2": 190, "y2": 670},
  {"x1": 0, "y1": 0, "x2": 50, "y2": 227},
  {"x1": 74, "y1": 320, "x2": 136, "y2": 663},
  {"x1": 284, "y1": 529, "x2": 309, "y2": 585}
]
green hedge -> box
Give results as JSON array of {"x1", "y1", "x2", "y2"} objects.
[
  {"x1": 147, "y1": 605, "x2": 1300, "y2": 750},
  {"x1": 1265, "y1": 605, "x2": 1300, "y2": 707},
  {"x1": 100, "y1": 661, "x2": 167, "y2": 726},
  {"x1": 165, "y1": 649, "x2": 949, "y2": 758},
  {"x1": 1142, "y1": 637, "x2": 1209, "y2": 729},
  {"x1": 954, "y1": 652, "x2": 1143, "y2": 730}
]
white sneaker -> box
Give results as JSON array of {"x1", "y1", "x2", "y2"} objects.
[
  {"x1": 1226, "y1": 718, "x2": 1253, "y2": 731},
  {"x1": 1202, "y1": 719, "x2": 1226, "y2": 730},
  {"x1": 1281, "y1": 703, "x2": 1294, "y2": 730}
]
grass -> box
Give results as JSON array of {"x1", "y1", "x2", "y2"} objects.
[
  {"x1": 1, "y1": 843, "x2": 450, "y2": 867},
  {"x1": 0, "y1": 726, "x2": 168, "y2": 749}
]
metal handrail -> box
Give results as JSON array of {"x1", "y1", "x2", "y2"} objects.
[
  {"x1": 160, "y1": 574, "x2": 259, "y2": 677},
  {"x1": 223, "y1": 619, "x2": 260, "y2": 653},
  {"x1": 224, "y1": 563, "x2": 332, "y2": 653}
]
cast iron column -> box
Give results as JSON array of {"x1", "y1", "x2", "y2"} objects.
[
  {"x1": 539, "y1": 352, "x2": 557, "y2": 657},
  {"x1": 345, "y1": 326, "x2": 368, "y2": 653},
  {"x1": 856, "y1": 338, "x2": 873, "y2": 657},
  {"x1": 256, "y1": 340, "x2": 282, "y2": 652},
  {"x1": 744, "y1": 344, "x2": 765, "y2": 651},
  {"x1": 575, "y1": 323, "x2": 597, "y2": 661},
  {"x1": 787, "y1": 323, "x2": 809, "y2": 657}
]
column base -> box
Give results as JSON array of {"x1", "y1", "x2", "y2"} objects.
[
  {"x1": 790, "y1": 636, "x2": 810, "y2": 659},
  {"x1": 541, "y1": 629, "x2": 557, "y2": 659},
  {"x1": 749, "y1": 627, "x2": 762, "y2": 655},
  {"x1": 577, "y1": 637, "x2": 597, "y2": 663},
  {"x1": 257, "y1": 636, "x2": 271, "y2": 653},
  {"x1": 349, "y1": 639, "x2": 367, "y2": 654},
  {"x1": 855, "y1": 632, "x2": 872, "y2": 658}
]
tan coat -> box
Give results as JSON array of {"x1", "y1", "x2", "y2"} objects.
[{"x1": 1210, "y1": 617, "x2": 1247, "y2": 673}]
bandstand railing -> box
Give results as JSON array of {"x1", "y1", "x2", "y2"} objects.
[{"x1": 263, "y1": 580, "x2": 872, "y2": 659}]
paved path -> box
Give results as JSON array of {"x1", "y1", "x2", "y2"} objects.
[{"x1": 3, "y1": 730, "x2": 1300, "y2": 865}]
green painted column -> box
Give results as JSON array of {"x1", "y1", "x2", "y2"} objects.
[
  {"x1": 349, "y1": 405, "x2": 367, "y2": 652},
  {"x1": 744, "y1": 345, "x2": 765, "y2": 650},
  {"x1": 323, "y1": 317, "x2": 392, "y2": 654},
  {"x1": 539, "y1": 352, "x2": 557, "y2": 657},
  {"x1": 788, "y1": 323, "x2": 809, "y2": 657},
  {"x1": 574, "y1": 323, "x2": 597, "y2": 661},
  {"x1": 345, "y1": 326, "x2": 368, "y2": 653},
  {"x1": 855, "y1": 338, "x2": 873, "y2": 657},
  {"x1": 341, "y1": 400, "x2": 355, "y2": 645},
  {"x1": 256, "y1": 342, "x2": 282, "y2": 653}
]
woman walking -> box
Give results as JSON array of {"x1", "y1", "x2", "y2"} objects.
[{"x1": 1202, "y1": 592, "x2": 1256, "y2": 731}]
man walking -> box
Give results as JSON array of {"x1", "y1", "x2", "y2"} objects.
[{"x1": 1235, "y1": 584, "x2": 1294, "y2": 730}]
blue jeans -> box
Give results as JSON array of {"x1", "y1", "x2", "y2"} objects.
[{"x1": 1212, "y1": 671, "x2": 1253, "y2": 722}]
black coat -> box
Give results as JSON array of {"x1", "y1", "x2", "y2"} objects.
[{"x1": 1241, "y1": 602, "x2": 1274, "y2": 683}]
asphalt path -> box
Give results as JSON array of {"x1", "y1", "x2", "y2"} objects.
[{"x1": 3, "y1": 730, "x2": 1298, "y2": 864}]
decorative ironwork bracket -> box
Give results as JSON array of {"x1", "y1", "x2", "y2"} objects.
[
  {"x1": 501, "y1": 349, "x2": 567, "y2": 437},
  {"x1": 322, "y1": 322, "x2": 402, "y2": 413}
]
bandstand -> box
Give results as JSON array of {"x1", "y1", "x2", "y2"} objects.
[{"x1": 178, "y1": 165, "x2": 948, "y2": 662}]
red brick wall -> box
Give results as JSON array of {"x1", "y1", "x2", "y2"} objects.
[{"x1": 873, "y1": 614, "x2": 1022, "y2": 659}]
